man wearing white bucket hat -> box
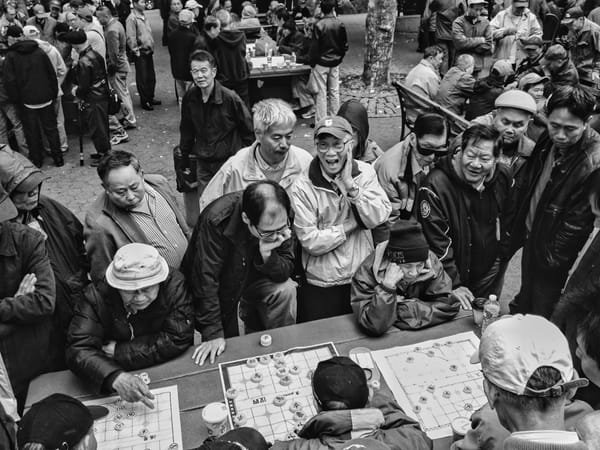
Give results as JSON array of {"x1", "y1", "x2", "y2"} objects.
[{"x1": 66, "y1": 243, "x2": 194, "y2": 408}]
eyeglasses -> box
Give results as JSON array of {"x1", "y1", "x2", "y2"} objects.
[
  {"x1": 416, "y1": 141, "x2": 447, "y2": 156},
  {"x1": 191, "y1": 67, "x2": 212, "y2": 76},
  {"x1": 316, "y1": 139, "x2": 350, "y2": 153},
  {"x1": 254, "y1": 218, "x2": 290, "y2": 240}
]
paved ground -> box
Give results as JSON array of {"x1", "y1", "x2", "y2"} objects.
[{"x1": 41, "y1": 11, "x2": 520, "y2": 309}]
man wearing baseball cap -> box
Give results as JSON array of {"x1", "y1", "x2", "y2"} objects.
[
  {"x1": 514, "y1": 35, "x2": 546, "y2": 82},
  {"x1": 543, "y1": 43, "x2": 580, "y2": 90},
  {"x1": 290, "y1": 116, "x2": 391, "y2": 322},
  {"x1": 18, "y1": 393, "x2": 108, "y2": 450},
  {"x1": 25, "y1": 4, "x2": 56, "y2": 44},
  {"x1": 561, "y1": 6, "x2": 600, "y2": 89},
  {"x1": 452, "y1": 0, "x2": 493, "y2": 77},
  {"x1": 453, "y1": 315, "x2": 593, "y2": 450},
  {"x1": 490, "y1": 0, "x2": 542, "y2": 65},
  {"x1": 272, "y1": 356, "x2": 431, "y2": 449},
  {"x1": 66, "y1": 243, "x2": 194, "y2": 408}
]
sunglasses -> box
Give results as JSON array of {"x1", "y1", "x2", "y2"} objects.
[{"x1": 416, "y1": 141, "x2": 447, "y2": 156}]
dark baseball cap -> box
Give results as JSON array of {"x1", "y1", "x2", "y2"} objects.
[
  {"x1": 313, "y1": 356, "x2": 369, "y2": 410},
  {"x1": 314, "y1": 116, "x2": 353, "y2": 140},
  {"x1": 562, "y1": 6, "x2": 584, "y2": 22},
  {"x1": 18, "y1": 394, "x2": 108, "y2": 449},
  {"x1": 58, "y1": 29, "x2": 87, "y2": 44},
  {"x1": 5, "y1": 25, "x2": 23, "y2": 38}
]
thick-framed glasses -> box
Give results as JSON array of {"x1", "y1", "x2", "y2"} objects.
[
  {"x1": 254, "y1": 218, "x2": 290, "y2": 240},
  {"x1": 316, "y1": 139, "x2": 350, "y2": 153}
]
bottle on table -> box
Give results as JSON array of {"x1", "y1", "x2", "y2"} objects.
[
  {"x1": 481, "y1": 295, "x2": 500, "y2": 333},
  {"x1": 267, "y1": 46, "x2": 273, "y2": 66},
  {"x1": 291, "y1": 52, "x2": 296, "y2": 64}
]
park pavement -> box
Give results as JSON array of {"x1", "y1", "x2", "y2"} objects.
[{"x1": 40, "y1": 11, "x2": 521, "y2": 306}]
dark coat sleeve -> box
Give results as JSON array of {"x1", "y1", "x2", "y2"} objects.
[
  {"x1": 179, "y1": 90, "x2": 195, "y2": 159},
  {"x1": 65, "y1": 285, "x2": 124, "y2": 391},
  {"x1": 0, "y1": 228, "x2": 55, "y2": 324},
  {"x1": 233, "y1": 93, "x2": 254, "y2": 147},
  {"x1": 84, "y1": 212, "x2": 118, "y2": 284},
  {"x1": 3, "y1": 54, "x2": 19, "y2": 104},
  {"x1": 113, "y1": 270, "x2": 194, "y2": 369}
]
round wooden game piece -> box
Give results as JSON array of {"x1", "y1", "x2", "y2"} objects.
[
  {"x1": 293, "y1": 410, "x2": 307, "y2": 422},
  {"x1": 260, "y1": 334, "x2": 272, "y2": 347},
  {"x1": 414, "y1": 346, "x2": 421, "y2": 351},
  {"x1": 426, "y1": 384, "x2": 435, "y2": 393},
  {"x1": 138, "y1": 428, "x2": 149, "y2": 438},
  {"x1": 226, "y1": 388, "x2": 239, "y2": 399},
  {"x1": 433, "y1": 342, "x2": 441, "y2": 348},
  {"x1": 273, "y1": 395, "x2": 286, "y2": 406},
  {"x1": 259, "y1": 355, "x2": 271, "y2": 365},
  {"x1": 288, "y1": 365, "x2": 300, "y2": 375},
  {"x1": 464, "y1": 403, "x2": 473, "y2": 412},
  {"x1": 127, "y1": 411, "x2": 136, "y2": 418},
  {"x1": 289, "y1": 400, "x2": 303, "y2": 413},
  {"x1": 114, "y1": 413, "x2": 124, "y2": 422},
  {"x1": 246, "y1": 357, "x2": 258, "y2": 368},
  {"x1": 369, "y1": 380, "x2": 380, "y2": 390},
  {"x1": 114, "y1": 422, "x2": 124, "y2": 431},
  {"x1": 449, "y1": 364, "x2": 458, "y2": 372},
  {"x1": 168, "y1": 444, "x2": 179, "y2": 450},
  {"x1": 463, "y1": 386, "x2": 472, "y2": 394},
  {"x1": 419, "y1": 396, "x2": 428, "y2": 404},
  {"x1": 276, "y1": 367, "x2": 288, "y2": 378},
  {"x1": 279, "y1": 375, "x2": 293, "y2": 386},
  {"x1": 427, "y1": 350, "x2": 435, "y2": 357},
  {"x1": 251, "y1": 372, "x2": 263, "y2": 383},
  {"x1": 274, "y1": 360, "x2": 287, "y2": 369},
  {"x1": 442, "y1": 391, "x2": 451, "y2": 399},
  {"x1": 273, "y1": 352, "x2": 285, "y2": 361},
  {"x1": 413, "y1": 405, "x2": 421, "y2": 413},
  {"x1": 406, "y1": 357, "x2": 415, "y2": 363},
  {"x1": 233, "y1": 412, "x2": 247, "y2": 426}
]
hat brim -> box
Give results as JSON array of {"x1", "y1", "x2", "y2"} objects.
[
  {"x1": 105, "y1": 256, "x2": 169, "y2": 290},
  {"x1": 88, "y1": 405, "x2": 109, "y2": 420},
  {"x1": 15, "y1": 172, "x2": 46, "y2": 194},
  {"x1": 315, "y1": 127, "x2": 349, "y2": 140}
]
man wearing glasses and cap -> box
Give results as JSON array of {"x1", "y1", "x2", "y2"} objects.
[
  {"x1": 417, "y1": 124, "x2": 513, "y2": 310},
  {"x1": 182, "y1": 180, "x2": 297, "y2": 366},
  {"x1": 290, "y1": 116, "x2": 391, "y2": 323},
  {"x1": 375, "y1": 112, "x2": 448, "y2": 223}
]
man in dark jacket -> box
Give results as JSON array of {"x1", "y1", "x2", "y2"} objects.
[
  {"x1": 351, "y1": 221, "x2": 459, "y2": 337},
  {"x1": 60, "y1": 30, "x2": 111, "y2": 164},
  {"x1": 509, "y1": 86, "x2": 600, "y2": 318},
  {"x1": 66, "y1": 243, "x2": 194, "y2": 407},
  {"x1": 179, "y1": 49, "x2": 253, "y2": 226},
  {"x1": 271, "y1": 357, "x2": 431, "y2": 450},
  {"x1": 0, "y1": 147, "x2": 88, "y2": 371},
  {"x1": 0, "y1": 187, "x2": 55, "y2": 409},
  {"x1": 212, "y1": 9, "x2": 250, "y2": 106},
  {"x1": 544, "y1": 44, "x2": 580, "y2": 93},
  {"x1": 452, "y1": 0, "x2": 492, "y2": 77},
  {"x1": 417, "y1": 124, "x2": 513, "y2": 309},
  {"x1": 308, "y1": 0, "x2": 348, "y2": 123},
  {"x1": 168, "y1": 9, "x2": 197, "y2": 103},
  {"x1": 182, "y1": 181, "x2": 297, "y2": 365},
  {"x1": 3, "y1": 25, "x2": 63, "y2": 168},
  {"x1": 513, "y1": 35, "x2": 546, "y2": 82}
]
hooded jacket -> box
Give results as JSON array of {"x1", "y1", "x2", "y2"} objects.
[
  {"x1": 213, "y1": 28, "x2": 249, "y2": 85},
  {"x1": 168, "y1": 25, "x2": 197, "y2": 81},
  {"x1": 337, "y1": 99, "x2": 383, "y2": 164},
  {"x1": 271, "y1": 392, "x2": 432, "y2": 450},
  {"x1": 465, "y1": 74, "x2": 505, "y2": 121},
  {"x1": 3, "y1": 39, "x2": 58, "y2": 106},
  {"x1": 351, "y1": 243, "x2": 458, "y2": 336},
  {"x1": 416, "y1": 154, "x2": 513, "y2": 291}
]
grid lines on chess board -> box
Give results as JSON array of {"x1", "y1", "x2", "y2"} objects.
[
  {"x1": 383, "y1": 338, "x2": 486, "y2": 434},
  {"x1": 219, "y1": 343, "x2": 338, "y2": 443},
  {"x1": 90, "y1": 392, "x2": 178, "y2": 450}
]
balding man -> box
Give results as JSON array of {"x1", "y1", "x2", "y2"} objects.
[{"x1": 182, "y1": 181, "x2": 297, "y2": 365}]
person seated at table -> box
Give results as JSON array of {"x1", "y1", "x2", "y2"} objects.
[
  {"x1": 0, "y1": 147, "x2": 89, "y2": 372},
  {"x1": 66, "y1": 243, "x2": 194, "y2": 407},
  {"x1": 17, "y1": 393, "x2": 108, "y2": 450},
  {"x1": 404, "y1": 45, "x2": 444, "y2": 126},
  {"x1": 199, "y1": 98, "x2": 312, "y2": 212},
  {"x1": 239, "y1": 4, "x2": 261, "y2": 27},
  {"x1": 453, "y1": 314, "x2": 593, "y2": 450},
  {"x1": 271, "y1": 356, "x2": 431, "y2": 450},
  {"x1": 337, "y1": 99, "x2": 383, "y2": 164},
  {"x1": 465, "y1": 59, "x2": 514, "y2": 121},
  {"x1": 199, "y1": 427, "x2": 270, "y2": 450},
  {"x1": 434, "y1": 53, "x2": 475, "y2": 116},
  {"x1": 374, "y1": 112, "x2": 448, "y2": 222},
  {"x1": 290, "y1": 116, "x2": 391, "y2": 322},
  {"x1": 0, "y1": 187, "x2": 55, "y2": 410},
  {"x1": 183, "y1": 181, "x2": 297, "y2": 365},
  {"x1": 351, "y1": 220, "x2": 459, "y2": 336}
]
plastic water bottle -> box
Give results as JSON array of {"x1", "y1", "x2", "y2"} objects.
[
  {"x1": 291, "y1": 52, "x2": 296, "y2": 64},
  {"x1": 266, "y1": 47, "x2": 273, "y2": 66},
  {"x1": 481, "y1": 295, "x2": 500, "y2": 333}
]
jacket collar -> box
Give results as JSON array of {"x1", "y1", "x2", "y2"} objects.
[
  {"x1": 243, "y1": 142, "x2": 305, "y2": 189},
  {"x1": 307, "y1": 157, "x2": 361, "y2": 192},
  {"x1": 192, "y1": 80, "x2": 223, "y2": 105}
]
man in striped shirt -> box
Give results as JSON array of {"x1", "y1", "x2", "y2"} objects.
[{"x1": 85, "y1": 150, "x2": 190, "y2": 283}]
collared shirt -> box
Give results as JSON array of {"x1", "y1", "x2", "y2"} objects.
[{"x1": 129, "y1": 184, "x2": 188, "y2": 268}]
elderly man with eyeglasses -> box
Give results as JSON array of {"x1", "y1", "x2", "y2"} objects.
[
  {"x1": 290, "y1": 116, "x2": 391, "y2": 323},
  {"x1": 182, "y1": 180, "x2": 297, "y2": 365}
]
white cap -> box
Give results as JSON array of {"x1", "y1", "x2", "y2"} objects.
[
  {"x1": 105, "y1": 243, "x2": 169, "y2": 290},
  {"x1": 22, "y1": 25, "x2": 40, "y2": 37},
  {"x1": 467, "y1": 0, "x2": 487, "y2": 5},
  {"x1": 472, "y1": 314, "x2": 588, "y2": 397},
  {"x1": 495, "y1": 89, "x2": 537, "y2": 115}
]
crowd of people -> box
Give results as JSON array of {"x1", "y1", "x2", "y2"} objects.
[{"x1": 2, "y1": 0, "x2": 600, "y2": 448}]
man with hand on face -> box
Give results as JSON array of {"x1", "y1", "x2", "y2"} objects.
[
  {"x1": 290, "y1": 116, "x2": 391, "y2": 323},
  {"x1": 179, "y1": 49, "x2": 253, "y2": 227},
  {"x1": 351, "y1": 220, "x2": 459, "y2": 337},
  {"x1": 182, "y1": 181, "x2": 297, "y2": 365},
  {"x1": 67, "y1": 243, "x2": 194, "y2": 407},
  {"x1": 417, "y1": 124, "x2": 513, "y2": 309},
  {"x1": 199, "y1": 98, "x2": 312, "y2": 212}
]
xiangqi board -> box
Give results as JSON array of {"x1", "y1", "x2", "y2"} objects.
[{"x1": 219, "y1": 342, "x2": 338, "y2": 443}]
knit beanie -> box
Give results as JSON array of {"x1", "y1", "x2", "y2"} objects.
[{"x1": 385, "y1": 221, "x2": 429, "y2": 263}]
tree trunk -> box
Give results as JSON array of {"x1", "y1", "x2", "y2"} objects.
[{"x1": 362, "y1": 0, "x2": 398, "y2": 87}]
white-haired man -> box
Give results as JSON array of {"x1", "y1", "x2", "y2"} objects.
[{"x1": 199, "y1": 99, "x2": 312, "y2": 212}]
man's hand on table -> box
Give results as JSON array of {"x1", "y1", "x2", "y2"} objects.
[
  {"x1": 112, "y1": 372, "x2": 155, "y2": 409},
  {"x1": 452, "y1": 286, "x2": 474, "y2": 310},
  {"x1": 192, "y1": 337, "x2": 226, "y2": 365}
]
